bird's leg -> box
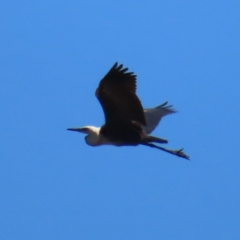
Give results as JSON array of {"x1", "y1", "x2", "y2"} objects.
[{"x1": 140, "y1": 142, "x2": 190, "y2": 160}]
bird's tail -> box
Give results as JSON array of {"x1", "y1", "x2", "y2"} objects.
[{"x1": 142, "y1": 135, "x2": 168, "y2": 144}]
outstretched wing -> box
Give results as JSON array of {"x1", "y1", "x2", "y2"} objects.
[
  {"x1": 95, "y1": 62, "x2": 146, "y2": 127},
  {"x1": 142, "y1": 102, "x2": 176, "y2": 134}
]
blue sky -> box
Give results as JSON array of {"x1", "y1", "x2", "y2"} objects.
[{"x1": 1, "y1": 1, "x2": 240, "y2": 239}]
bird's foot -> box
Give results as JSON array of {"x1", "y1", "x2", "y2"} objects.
[{"x1": 174, "y1": 148, "x2": 190, "y2": 160}]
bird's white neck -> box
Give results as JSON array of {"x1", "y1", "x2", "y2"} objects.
[
  {"x1": 84, "y1": 126, "x2": 102, "y2": 146},
  {"x1": 84, "y1": 126, "x2": 114, "y2": 146}
]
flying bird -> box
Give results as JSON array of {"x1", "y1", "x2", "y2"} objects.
[{"x1": 68, "y1": 62, "x2": 189, "y2": 160}]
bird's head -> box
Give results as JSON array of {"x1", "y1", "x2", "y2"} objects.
[
  {"x1": 67, "y1": 126, "x2": 101, "y2": 146},
  {"x1": 67, "y1": 126, "x2": 90, "y2": 134}
]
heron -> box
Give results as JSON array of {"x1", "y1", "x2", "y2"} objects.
[{"x1": 68, "y1": 62, "x2": 189, "y2": 160}]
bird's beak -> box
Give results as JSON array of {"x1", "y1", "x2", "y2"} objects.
[{"x1": 67, "y1": 127, "x2": 88, "y2": 134}]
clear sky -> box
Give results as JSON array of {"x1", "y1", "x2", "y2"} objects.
[{"x1": 1, "y1": 1, "x2": 240, "y2": 239}]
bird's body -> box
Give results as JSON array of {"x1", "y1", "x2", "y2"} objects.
[
  {"x1": 68, "y1": 62, "x2": 189, "y2": 160},
  {"x1": 83, "y1": 125, "x2": 139, "y2": 147}
]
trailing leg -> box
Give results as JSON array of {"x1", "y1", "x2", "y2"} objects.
[{"x1": 140, "y1": 142, "x2": 189, "y2": 160}]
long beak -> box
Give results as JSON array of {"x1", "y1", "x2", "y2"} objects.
[{"x1": 67, "y1": 127, "x2": 88, "y2": 133}]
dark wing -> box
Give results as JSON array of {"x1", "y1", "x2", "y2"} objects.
[{"x1": 95, "y1": 62, "x2": 146, "y2": 127}]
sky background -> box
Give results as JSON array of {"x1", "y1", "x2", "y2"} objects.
[{"x1": 1, "y1": 1, "x2": 240, "y2": 239}]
